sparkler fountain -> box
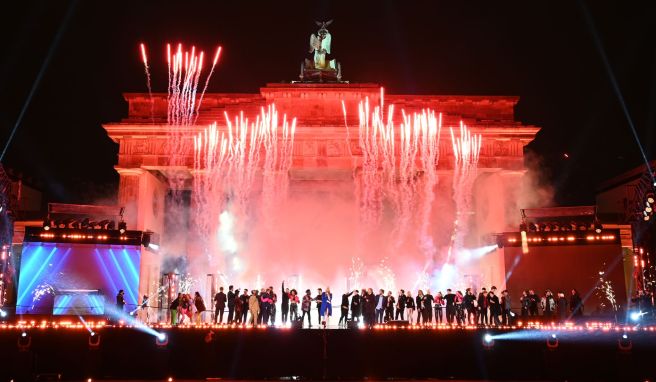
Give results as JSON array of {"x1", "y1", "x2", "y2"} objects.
[{"x1": 116, "y1": 34, "x2": 538, "y2": 302}]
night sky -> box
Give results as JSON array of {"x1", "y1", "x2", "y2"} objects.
[{"x1": 1, "y1": 1, "x2": 654, "y2": 206}]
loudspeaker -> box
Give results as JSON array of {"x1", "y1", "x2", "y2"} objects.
[{"x1": 387, "y1": 320, "x2": 410, "y2": 326}]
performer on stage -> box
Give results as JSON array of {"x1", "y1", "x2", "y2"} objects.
[
  {"x1": 395, "y1": 289, "x2": 406, "y2": 320},
  {"x1": 405, "y1": 290, "x2": 415, "y2": 323},
  {"x1": 416, "y1": 290, "x2": 424, "y2": 325},
  {"x1": 434, "y1": 291, "x2": 444, "y2": 324},
  {"x1": 281, "y1": 281, "x2": 290, "y2": 324},
  {"x1": 227, "y1": 285, "x2": 235, "y2": 324},
  {"x1": 289, "y1": 289, "x2": 299, "y2": 321},
  {"x1": 213, "y1": 287, "x2": 227, "y2": 324},
  {"x1": 385, "y1": 291, "x2": 395, "y2": 322},
  {"x1": 320, "y1": 287, "x2": 333, "y2": 327},
  {"x1": 477, "y1": 288, "x2": 488, "y2": 325},
  {"x1": 339, "y1": 290, "x2": 354, "y2": 327},
  {"x1": 301, "y1": 289, "x2": 313, "y2": 328},
  {"x1": 350, "y1": 289, "x2": 362, "y2": 322}
]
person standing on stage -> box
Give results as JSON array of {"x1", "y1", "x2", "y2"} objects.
[
  {"x1": 248, "y1": 290, "x2": 260, "y2": 326},
  {"x1": 301, "y1": 289, "x2": 314, "y2": 328},
  {"x1": 194, "y1": 291, "x2": 206, "y2": 324},
  {"x1": 116, "y1": 290, "x2": 126, "y2": 312},
  {"x1": 315, "y1": 288, "x2": 323, "y2": 326},
  {"x1": 434, "y1": 291, "x2": 444, "y2": 324},
  {"x1": 269, "y1": 286, "x2": 278, "y2": 325},
  {"x1": 385, "y1": 291, "x2": 395, "y2": 322},
  {"x1": 444, "y1": 289, "x2": 456, "y2": 324},
  {"x1": 320, "y1": 287, "x2": 333, "y2": 327},
  {"x1": 423, "y1": 289, "x2": 434, "y2": 324},
  {"x1": 570, "y1": 289, "x2": 584, "y2": 317},
  {"x1": 454, "y1": 291, "x2": 465, "y2": 325},
  {"x1": 375, "y1": 289, "x2": 386, "y2": 324},
  {"x1": 416, "y1": 290, "x2": 424, "y2": 325},
  {"x1": 170, "y1": 293, "x2": 181, "y2": 325},
  {"x1": 477, "y1": 288, "x2": 488, "y2": 325},
  {"x1": 520, "y1": 290, "x2": 530, "y2": 318},
  {"x1": 227, "y1": 285, "x2": 235, "y2": 324},
  {"x1": 501, "y1": 290, "x2": 512, "y2": 325},
  {"x1": 281, "y1": 281, "x2": 290, "y2": 324},
  {"x1": 260, "y1": 288, "x2": 273, "y2": 325},
  {"x1": 395, "y1": 289, "x2": 406, "y2": 320},
  {"x1": 528, "y1": 289, "x2": 540, "y2": 316},
  {"x1": 364, "y1": 288, "x2": 376, "y2": 327},
  {"x1": 541, "y1": 289, "x2": 556, "y2": 319},
  {"x1": 464, "y1": 288, "x2": 476, "y2": 325},
  {"x1": 405, "y1": 290, "x2": 415, "y2": 323},
  {"x1": 556, "y1": 291, "x2": 568, "y2": 321},
  {"x1": 487, "y1": 289, "x2": 501, "y2": 326},
  {"x1": 240, "y1": 289, "x2": 250, "y2": 323},
  {"x1": 214, "y1": 287, "x2": 227, "y2": 324},
  {"x1": 350, "y1": 289, "x2": 362, "y2": 322},
  {"x1": 339, "y1": 290, "x2": 354, "y2": 327},
  {"x1": 234, "y1": 289, "x2": 243, "y2": 324},
  {"x1": 289, "y1": 289, "x2": 299, "y2": 322}
]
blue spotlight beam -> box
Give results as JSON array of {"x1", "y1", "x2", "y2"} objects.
[
  {"x1": 578, "y1": 0, "x2": 655, "y2": 184},
  {"x1": 0, "y1": 0, "x2": 78, "y2": 163}
]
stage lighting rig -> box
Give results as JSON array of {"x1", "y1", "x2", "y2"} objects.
[
  {"x1": 42, "y1": 218, "x2": 51, "y2": 231},
  {"x1": 118, "y1": 221, "x2": 127, "y2": 234}
]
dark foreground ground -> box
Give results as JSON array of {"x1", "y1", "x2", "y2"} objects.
[{"x1": 1, "y1": 327, "x2": 655, "y2": 381}]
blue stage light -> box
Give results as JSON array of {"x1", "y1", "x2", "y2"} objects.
[
  {"x1": 630, "y1": 311, "x2": 643, "y2": 322},
  {"x1": 484, "y1": 333, "x2": 493, "y2": 343}
]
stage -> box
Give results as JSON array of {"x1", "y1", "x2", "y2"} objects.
[{"x1": 1, "y1": 323, "x2": 655, "y2": 381}]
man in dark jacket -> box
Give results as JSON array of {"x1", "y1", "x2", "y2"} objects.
[
  {"x1": 463, "y1": 288, "x2": 476, "y2": 325},
  {"x1": 501, "y1": 290, "x2": 512, "y2": 325},
  {"x1": 315, "y1": 288, "x2": 323, "y2": 325},
  {"x1": 477, "y1": 288, "x2": 488, "y2": 325},
  {"x1": 281, "y1": 281, "x2": 290, "y2": 324},
  {"x1": 444, "y1": 289, "x2": 456, "y2": 324},
  {"x1": 227, "y1": 285, "x2": 235, "y2": 323},
  {"x1": 240, "y1": 289, "x2": 249, "y2": 323},
  {"x1": 487, "y1": 290, "x2": 501, "y2": 326},
  {"x1": 363, "y1": 288, "x2": 376, "y2": 327},
  {"x1": 350, "y1": 290, "x2": 362, "y2": 322},
  {"x1": 395, "y1": 289, "x2": 406, "y2": 320},
  {"x1": 214, "y1": 287, "x2": 227, "y2": 323},
  {"x1": 528, "y1": 289, "x2": 540, "y2": 316}
]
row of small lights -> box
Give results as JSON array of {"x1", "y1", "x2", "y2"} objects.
[
  {"x1": 39, "y1": 232, "x2": 129, "y2": 241},
  {"x1": 3, "y1": 320, "x2": 655, "y2": 332},
  {"x1": 508, "y1": 234, "x2": 616, "y2": 244}
]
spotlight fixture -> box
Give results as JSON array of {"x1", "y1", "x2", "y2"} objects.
[
  {"x1": 594, "y1": 222, "x2": 602, "y2": 234},
  {"x1": 42, "y1": 218, "x2": 51, "y2": 231},
  {"x1": 546, "y1": 332, "x2": 559, "y2": 349},
  {"x1": 647, "y1": 194, "x2": 655, "y2": 205},
  {"x1": 118, "y1": 221, "x2": 127, "y2": 234},
  {"x1": 482, "y1": 333, "x2": 494, "y2": 348}
]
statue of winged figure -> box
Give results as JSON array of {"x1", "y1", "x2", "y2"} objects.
[{"x1": 300, "y1": 20, "x2": 342, "y2": 82}]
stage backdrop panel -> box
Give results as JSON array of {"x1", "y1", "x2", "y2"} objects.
[
  {"x1": 16, "y1": 242, "x2": 141, "y2": 315},
  {"x1": 504, "y1": 243, "x2": 627, "y2": 315}
]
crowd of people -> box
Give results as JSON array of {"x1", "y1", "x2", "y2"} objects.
[{"x1": 156, "y1": 283, "x2": 606, "y2": 328}]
